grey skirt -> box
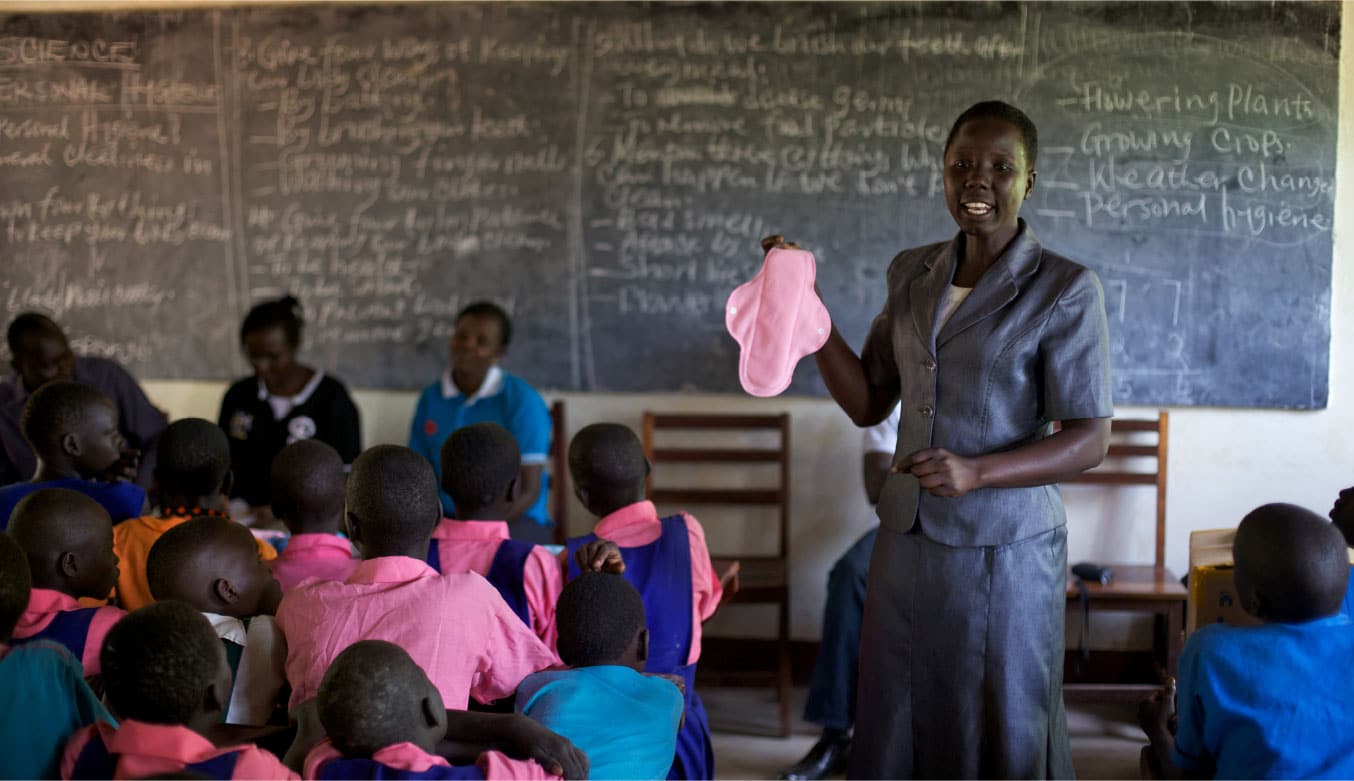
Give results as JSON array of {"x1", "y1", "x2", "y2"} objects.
[{"x1": 849, "y1": 523, "x2": 1073, "y2": 780}]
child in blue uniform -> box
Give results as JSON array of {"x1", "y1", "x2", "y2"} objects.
[
  {"x1": 304, "y1": 640, "x2": 555, "y2": 780},
  {"x1": 1140, "y1": 503, "x2": 1354, "y2": 779},
  {"x1": 8, "y1": 488, "x2": 124, "y2": 674},
  {"x1": 0, "y1": 530, "x2": 115, "y2": 780},
  {"x1": 0, "y1": 380, "x2": 145, "y2": 529},
  {"x1": 565, "y1": 423, "x2": 722, "y2": 780},
  {"x1": 517, "y1": 572, "x2": 684, "y2": 780},
  {"x1": 408, "y1": 302, "x2": 553, "y2": 543}
]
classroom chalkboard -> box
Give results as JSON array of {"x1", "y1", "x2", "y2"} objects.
[{"x1": 0, "y1": 2, "x2": 1338, "y2": 407}]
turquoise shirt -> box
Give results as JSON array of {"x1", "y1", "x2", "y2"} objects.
[
  {"x1": 408, "y1": 367, "x2": 552, "y2": 525},
  {"x1": 516, "y1": 666, "x2": 683, "y2": 780},
  {"x1": 0, "y1": 641, "x2": 116, "y2": 779}
]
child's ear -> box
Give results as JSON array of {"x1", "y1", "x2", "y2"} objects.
[
  {"x1": 60, "y1": 432, "x2": 81, "y2": 459},
  {"x1": 636, "y1": 628, "x2": 649, "y2": 664},
  {"x1": 58, "y1": 551, "x2": 79, "y2": 578},
  {"x1": 420, "y1": 695, "x2": 443, "y2": 730},
  {"x1": 203, "y1": 677, "x2": 226, "y2": 716},
  {"x1": 213, "y1": 576, "x2": 239, "y2": 606},
  {"x1": 505, "y1": 474, "x2": 521, "y2": 504},
  {"x1": 220, "y1": 469, "x2": 234, "y2": 498},
  {"x1": 573, "y1": 485, "x2": 590, "y2": 509},
  {"x1": 643, "y1": 459, "x2": 651, "y2": 478}
]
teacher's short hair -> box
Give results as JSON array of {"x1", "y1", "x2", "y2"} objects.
[{"x1": 944, "y1": 101, "x2": 1039, "y2": 168}]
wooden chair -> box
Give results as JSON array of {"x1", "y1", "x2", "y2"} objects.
[
  {"x1": 641, "y1": 412, "x2": 793, "y2": 737},
  {"x1": 549, "y1": 401, "x2": 569, "y2": 546},
  {"x1": 1062, "y1": 411, "x2": 1186, "y2": 703}
]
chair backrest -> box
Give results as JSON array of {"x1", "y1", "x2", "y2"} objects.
[
  {"x1": 549, "y1": 400, "x2": 568, "y2": 546},
  {"x1": 1063, "y1": 411, "x2": 1169, "y2": 567},
  {"x1": 640, "y1": 413, "x2": 790, "y2": 559}
]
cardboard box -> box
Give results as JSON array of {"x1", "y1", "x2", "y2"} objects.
[
  {"x1": 1188, "y1": 528, "x2": 1354, "y2": 635},
  {"x1": 1187, "y1": 528, "x2": 1261, "y2": 635}
]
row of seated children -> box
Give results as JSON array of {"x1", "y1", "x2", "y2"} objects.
[
  {"x1": 0, "y1": 380, "x2": 720, "y2": 779},
  {"x1": 1137, "y1": 502, "x2": 1354, "y2": 779}
]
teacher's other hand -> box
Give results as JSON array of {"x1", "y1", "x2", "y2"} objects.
[{"x1": 901, "y1": 448, "x2": 982, "y2": 497}]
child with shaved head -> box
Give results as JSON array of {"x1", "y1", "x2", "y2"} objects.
[
  {"x1": 59, "y1": 601, "x2": 296, "y2": 779},
  {"x1": 147, "y1": 516, "x2": 286, "y2": 726},
  {"x1": 114, "y1": 418, "x2": 276, "y2": 611},
  {"x1": 426, "y1": 422, "x2": 563, "y2": 646},
  {"x1": 0, "y1": 531, "x2": 115, "y2": 779},
  {"x1": 517, "y1": 573, "x2": 683, "y2": 780},
  {"x1": 304, "y1": 641, "x2": 557, "y2": 780},
  {"x1": 1141, "y1": 503, "x2": 1354, "y2": 779},
  {"x1": 565, "y1": 423, "x2": 721, "y2": 780},
  {"x1": 8, "y1": 488, "x2": 124, "y2": 674},
  {"x1": 276, "y1": 445, "x2": 584, "y2": 776},
  {"x1": 268, "y1": 440, "x2": 357, "y2": 591},
  {"x1": 0, "y1": 380, "x2": 146, "y2": 529}
]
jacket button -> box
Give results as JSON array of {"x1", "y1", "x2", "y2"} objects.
[
  {"x1": 920, "y1": 405, "x2": 934, "y2": 417},
  {"x1": 923, "y1": 358, "x2": 937, "y2": 371}
]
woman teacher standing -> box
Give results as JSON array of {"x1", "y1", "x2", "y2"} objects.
[{"x1": 774, "y1": 101, "x2": 1112, "y2": 778}]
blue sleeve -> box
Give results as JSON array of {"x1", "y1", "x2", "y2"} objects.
[
  {"x1": 1171, "y1": 631, "x2": 1213, "y2": 773},
  {"x1": 506, "y1": 381, "x2": 551, "y2": 465},
  {"x1": 109, "y1": 483, "x2": 148, "y2": 522},
  {"x1": 408, "y1": 387, "x2": 436, "y2": 466}
]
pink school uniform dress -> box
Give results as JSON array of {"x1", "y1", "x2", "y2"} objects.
[
  {"x1": 304, "y1": 738, "x2": 557, "y2": 780},
  {"x1": 269, "y1": 534, "x2": 359, "y2": 592},
  {"x1": 60, "y1": 720, "x2": 297, "y2": 779},
  {"x1": 425, "y1": 519, "x2": 563, "y2": 648},
  {"x1": 275, "y1": 556, "x2": 559, "y2": 711},
  {"x1": 10, "y1": 588, "x2": 124, "y2": 675}
]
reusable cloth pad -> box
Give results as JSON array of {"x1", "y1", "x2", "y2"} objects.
[{"x1": 725, "y1": 247, "x2": 831, "y2": 397}]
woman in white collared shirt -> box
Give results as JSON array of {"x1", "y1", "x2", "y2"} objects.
[{"x1": 407, "y1": 301, "x2": 553, "y2": 543}]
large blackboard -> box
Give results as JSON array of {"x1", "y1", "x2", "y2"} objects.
[{"x1": 0, "y1": 3, "x2": 1338, "y2": 407}]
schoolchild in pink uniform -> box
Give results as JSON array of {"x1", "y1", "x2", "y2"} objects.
[
  {"x1": 275, "y1": 445, "x2": 584, "y2": 775},
  {"x1": 268, "y1": 440, "x2": 358, "y2": 592},
  {"x1": 564, "y1": 424, "x2": 724, "y2": 779},
  {"x1": 304, "y1": 640, "x2": 560, "y2": 780},
  {"x1": 426, "y1": 423, "x2": 563, "y2": 648},
  {"x1": 8, "y1": 488, "x2": 124, "y2": 675},
  {"x1": 59, "y1": 601, "x2": 296, "y2": 780}
]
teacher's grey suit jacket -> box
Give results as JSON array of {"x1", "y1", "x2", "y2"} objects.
[{"x1": 863, "y1": 221, "x2": 1113, "y2": 548}]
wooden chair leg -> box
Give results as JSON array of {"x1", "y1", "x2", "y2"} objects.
[{"x1": 777, "y1": 597, "x2": 792, "y2": 737}]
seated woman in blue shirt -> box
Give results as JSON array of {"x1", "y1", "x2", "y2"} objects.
[{"x1": 408, "y1": 301, "x2": 553, "y2": 543}]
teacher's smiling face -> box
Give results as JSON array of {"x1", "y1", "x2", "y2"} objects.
[{"x1": 943, "y1": 117, "x2": 1036, "y2": 249}]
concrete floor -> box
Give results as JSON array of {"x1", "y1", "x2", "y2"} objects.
[{"x1": 705, "y1": 687, "x2": 1144, "y2": 779}]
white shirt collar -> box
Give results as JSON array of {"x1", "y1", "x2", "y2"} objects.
[
  {"x1": 257, "y1": 369, "x2": 325, "y2": 405},
  {"x1": 202, "y1": 611, "x2": 248, "y2": 645},
  {"x1": 441, "y1": 364, "x2": 504, "y2": 404}
]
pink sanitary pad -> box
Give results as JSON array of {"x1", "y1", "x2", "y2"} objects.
[{"x1": 725, "y1": 247, "x2": 832, "y2": 397}]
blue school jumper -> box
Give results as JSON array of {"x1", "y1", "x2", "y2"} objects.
[
  {"x1": 11, "y1": 607, "x2": 99, "y2": 663},
  {"x1": 69, "y1": 732, "x2": 240, "y2": 779},
  {"x1": 313, "y1": 756, "x2": 486, "y2": 780},
  {"x1": 568, "y1": 515, "x2": 714, "y2": 781},
  {"x1": 425, "y1": 538, "x2": 535, "y2": 627}
]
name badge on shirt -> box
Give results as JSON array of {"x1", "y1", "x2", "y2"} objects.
[
  {"x1": 287, "y1": 415, "x2": 317, "y2": 444},
  {"x1": 229, "y1": 411, "x2": 253, "y2": 440}
]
